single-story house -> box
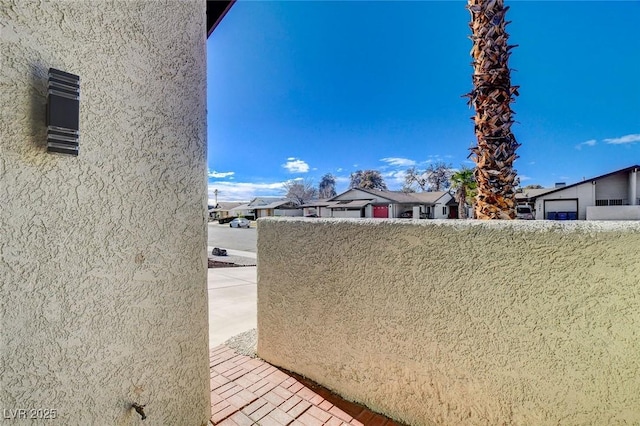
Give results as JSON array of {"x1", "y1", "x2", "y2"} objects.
[
  {"x1": 229, "y1": 202, "x2": 253, "y2": 218},
  {"x1": 299, "y1": 199, "x2": 331, "y2": 217},
  {"x1": 208, "y1": 202, "x2": 243, "y2": 220},
  {"x1": 515, "y1": 187, "x2": 555, "y2": 209},
  {"x1": 533, "y1": 165, "x2": 640, "y2": 220},
  {"x1": 411, "y1": 191, "x2": 460, "y2": 219},
  {"x1": 248, "y1": 197, "x2": 303, "y2": 218},
  {"x1": 323, "y1": 188, "x2": 455, "y2": 219}
]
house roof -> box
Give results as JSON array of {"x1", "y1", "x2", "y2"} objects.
[
  {"x1": 330, "y1": 188, "x2": 451, "y2": 205},
  {"x1": 209, "y1": 202, "x2": 243, "y2": 212},
  {"x1": 229, "y1": 203, "x2": 251, "y2": 212},
  {"x1": 299, "y1": 199, "x2": 331, "y2": 208},
  {"x1": 515, "y1": 188, "x2": 555, "y2": 201},
  {"x1": 248, "y1": 198, "x2": 298, "y2": 210},
  {"x1": 350, "y1": 188, "x2": 419, "y2": 203},
  {"x1": 257, "y1": 200, "x2": 295, "y2": 209},
  {"x1": 326, "y1": 199, "x2": 372, "y2": 209},
  {"x1": 207, "y1": 1, "x2": 235, "y2": 37},
  {"x1": 529, "y1": 164, "x2": 640, "y2": 199},
  {"x1": 247, "y1": 197, "x2": 287, "y2": 207},
  {"x1": 410, "y1": 191, "x2": 450, "y2": 204}
]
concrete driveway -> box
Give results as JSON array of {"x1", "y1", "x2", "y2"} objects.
[
  {"x1": 207, "y1": 250, "x2": 257, "y2": 348},
  {"x1": 207, "y1": 223, "x2": 258, "y2": 348}
]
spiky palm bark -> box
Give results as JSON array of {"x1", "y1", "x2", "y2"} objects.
[{"x1": 467, "y1": 0, "x2": 520, "y2": 219}]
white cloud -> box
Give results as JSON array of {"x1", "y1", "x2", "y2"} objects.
[
  {"x1": 208, "y1": 170, "x2": 235, "y2": 179},
  {"x1": 282, "y1": 158, "x2": 310, "y2": 173},
  {"x1": 380, "y1": 157, "x2": 416, "y2": 167},
  {"x1": 575, "y1": 139, "x2": 597, "y2": 150},
  {"x1": 336, "y1": 168, "x2": 343, "y2": 172},
  {"x1": 603, "y1": 134, "x2": 640, "y2": 145},
  {"x1": 208, "y1": 181, "x2": 286, "y2": 202},
  {"x1": 518, "y1": 175, "x2": 531, "y2": 181},
  {"x1": 383, "y1": 170, "x2": 407, "y2": 187}
]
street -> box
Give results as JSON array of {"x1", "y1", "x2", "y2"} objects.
[{"x1": 207, "y1": 222, "x2": 257, "y2": 253}]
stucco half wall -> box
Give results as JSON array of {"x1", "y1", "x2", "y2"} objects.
[
  {"x1": 257, "y1": 218, "x2": 640, "y2": 425},
  {"x1": 1, "y1": 1, "x2": 210, "y2": 424}
]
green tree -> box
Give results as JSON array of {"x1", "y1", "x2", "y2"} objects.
[
  {"x1": 466, "y1": 0, "x2": 520, "y2": 219},
  {"x1": 450, "y1": 166, "x2": 477, "y2": 219},
  {"x1": 350, "y1": 170, "x2": 387, "y2": 190}
]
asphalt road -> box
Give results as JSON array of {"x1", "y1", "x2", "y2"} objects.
[{"x1": 207, "y1": 222, "x2": 257, "y2": 253}]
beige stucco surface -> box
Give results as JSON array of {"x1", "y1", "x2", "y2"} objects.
[
  {"x1": 257, "y1": 218, "x2": 640, "y2": 425},
  {"x1": 1, "y1": 1, "x2": 210, "y2": 424}
]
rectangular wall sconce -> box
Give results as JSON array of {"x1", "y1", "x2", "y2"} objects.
[{"x1": 47, "y1": 68, "x2": 80, "y2": 156}]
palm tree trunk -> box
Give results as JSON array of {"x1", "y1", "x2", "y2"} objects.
[
  {"x1": 457, "y1": 185, "x2": 468, "y2": 219},
  {"x1": 467, "y1": 0, "x2": 520, "y2": 219}
]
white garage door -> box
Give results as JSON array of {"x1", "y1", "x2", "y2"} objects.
[
  {"x1": 544, "y1": 199, "x2": 578, "y2": 220},
  {"x1": 331, "y1": 209, "x2": 362, "y2": 218}
]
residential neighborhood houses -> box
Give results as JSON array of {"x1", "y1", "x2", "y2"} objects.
[
  {"x1": 213, "y1": 164, "x2": 640, "y2": 221},
  {"x1": 532, "y1": 164, "x2": 639, "y2": 220},
  {"x1": 303, "y1": 188, "x2": 456, "y2": 219}
]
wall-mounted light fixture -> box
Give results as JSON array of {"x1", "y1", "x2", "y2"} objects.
[{"x1": 46, "y1": 68, "x2": 80, "y2": 156}]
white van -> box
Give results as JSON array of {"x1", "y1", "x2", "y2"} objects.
[{"x1": 516, "y1": 205, "x2": 534, "y2": 220}]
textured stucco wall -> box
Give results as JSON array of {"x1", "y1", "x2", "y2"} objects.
[
  {"x1": 1, "y1": 1, "x2": 210, "y2": 424},
  {"x1": 257, "y1": 218, "x2": 640, "y2": 425}
]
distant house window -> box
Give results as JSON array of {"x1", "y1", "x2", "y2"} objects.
[
  {"x1": 596, "y1": 199, "x2": 625, "y2": 206},
  {"x1": 442, "y1": 206, "x2": 447, "y2": 215}
]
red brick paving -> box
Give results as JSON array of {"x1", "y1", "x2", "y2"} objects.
[{"x1": 210, "y1": 345, "x2": 405, "y2": 426}]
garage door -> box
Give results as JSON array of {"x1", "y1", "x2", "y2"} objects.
[
  {"x1": 544, "y1": 199, "x2": 578, "y2": 220},
  {"x1": 373, "y1": 205, "x2": 389, "y2": 218}
]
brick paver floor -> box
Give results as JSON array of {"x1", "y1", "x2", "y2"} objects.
[{"x1": 210, "y1": 345, "x2": 404, "y2": 426}]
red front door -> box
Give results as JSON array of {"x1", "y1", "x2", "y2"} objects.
[{"x1": 448, "y1": 206, "x2": 458, "y2": 219}]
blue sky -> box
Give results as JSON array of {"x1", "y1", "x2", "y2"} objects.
[{"x1": 207, "y1": 0, "x2": 639, "y2": 202}]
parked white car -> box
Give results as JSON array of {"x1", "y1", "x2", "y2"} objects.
[
  {"x1": 229, "y1": 218, "x2": 251, "y2": 228},
  {"x1": 516, "y1": 205, "x2": 534, "y2": 220}
]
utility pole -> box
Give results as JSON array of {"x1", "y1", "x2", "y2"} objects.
[{"x1": 214, "y1": 189, "x2": 219, "y2": 207}]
